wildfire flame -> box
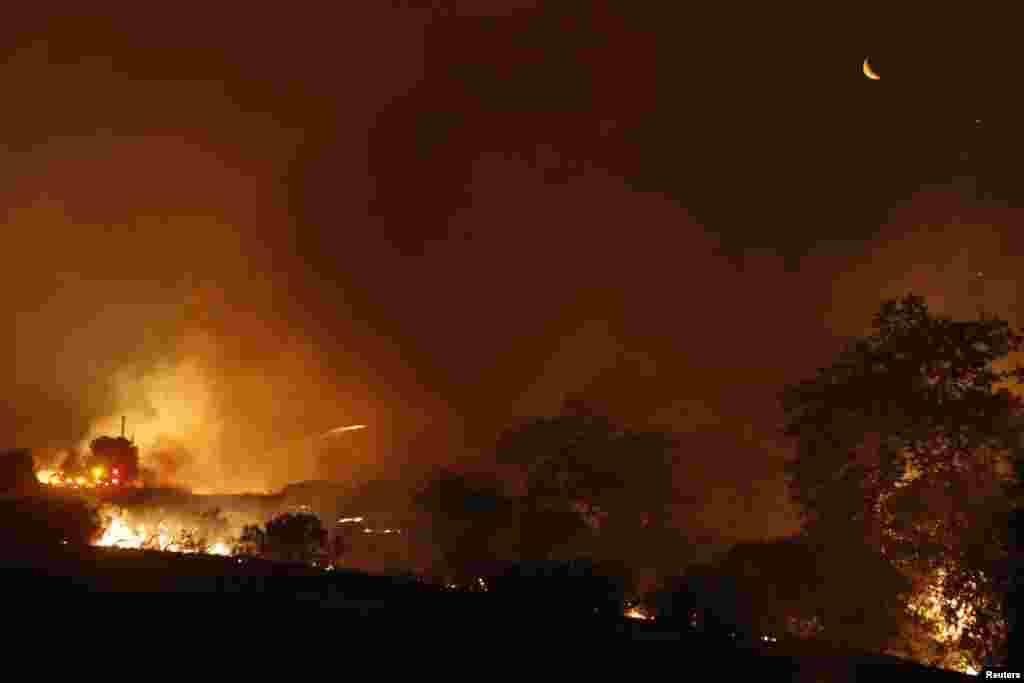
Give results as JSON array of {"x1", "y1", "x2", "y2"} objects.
[
  {"x1": 36, "y1": 466, "x2": 134, "y2": 490},
  {"x1": 94, "y1": 507, "x2": 232, "y2": 556},
  {"x1": 624, "y1": 606, "x2": 650, "y2": 621},
  {"x1": 905, "y1": 568, "x2": 991, "y2": 675}
]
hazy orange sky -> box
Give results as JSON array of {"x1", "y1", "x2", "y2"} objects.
[{"x1": 6, "y1": 5, "x2": 1023, "y2": 545}]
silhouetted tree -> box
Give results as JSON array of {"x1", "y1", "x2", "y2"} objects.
[
  {"x1": 415, "y1": 468, "x2": 521, "y2": 583},
  {"x1": 0, "y1": 496, "x2": 103, "y2": 551},
  {"x1": 262, "y1": 512, "x2": 326, "y2": 564},
  {"x1": 495, "y1": 402, "x2": 680, "y2": 580},
  {"x1": 649, "y1": 539, "x2": 908, "y2": 650},
  {"x1": 89, "y1": 435, "x2": 140, "y2": 482},
  {"x1": 781, "y1": 294, "x2": 1024, "y2": 667},
  {"x1": 715, "y1": 538, "x2": 823, "y2": 640},
  {"x1": 234, "y1": 524, "x2": 265, "y2": 557},
  {"x1": 806, "y1": 535, "x2": 915, "y2": 653},
  {"x1": 516, "y1": 502, "x2": 588, "y2": 564}
]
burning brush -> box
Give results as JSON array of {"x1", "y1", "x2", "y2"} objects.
[{"x1": 93, "y1": 505, "x2": 233, "y2": 556}]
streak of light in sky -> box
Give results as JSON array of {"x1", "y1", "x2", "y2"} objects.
[{"x1": 324, "y1": 424, "x2": 367, "y2": 437}]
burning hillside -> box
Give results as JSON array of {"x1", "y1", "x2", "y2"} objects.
[
  {"x1": 32, "y1": 462, "x2": 270, "y2": 560},
  {"x1": 34, "y1": 423, "x2": 145, "y2": 493},
  {"x1": 93, "y1": 504, "x2": 234, "y2": 556},
  {"x1": 26, "y1": 419, "x2": 285, "y2": 559}
]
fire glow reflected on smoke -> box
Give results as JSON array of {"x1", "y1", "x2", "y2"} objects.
[
  {"x1": 79, "y1": 332, "x2": 373, "y2": 495},
  {"x1": 82, "y1": 357, "x2": 235, "y2": 490}
]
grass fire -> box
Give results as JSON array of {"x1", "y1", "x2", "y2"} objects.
[{"x1": 94, "y1": 505, "x2": 234, "y2": 556}]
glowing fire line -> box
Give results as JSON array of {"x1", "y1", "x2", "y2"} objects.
[{"x1": 94, "y1": 508, "x2": 232, "y2": 557}]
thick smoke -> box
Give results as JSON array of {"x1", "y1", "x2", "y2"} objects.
[
  {"x1": 7, "y1": 10, "x2": 1024, "y2": 548},
  {"x1": 4, "y1": 133, "x2": 391, "y2": 493},
  {"x1": 1, "y1": 25, "x2": 452, "y2": 495},
  {"x1": 78, "y1": 298, "x2": 390, "y2": 494}
]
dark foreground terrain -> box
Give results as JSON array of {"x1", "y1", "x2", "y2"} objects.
[{"x1": 0, "y1": 541, "x2": 980, "y2": 681}]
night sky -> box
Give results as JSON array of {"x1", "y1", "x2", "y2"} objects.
[{"x1": 6, "y1": 4, "x2": 1023, "y2": 545}]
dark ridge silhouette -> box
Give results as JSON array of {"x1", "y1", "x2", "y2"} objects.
[{"x1": 0, "y1": 449, "x2": 40, "y2": 495}]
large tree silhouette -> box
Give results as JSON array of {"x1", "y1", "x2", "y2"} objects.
[
  {"x1": 414, "y1": 468, "x2": 524, "y2": 583},
  {"x1": 495, "y1": 400, "x2": 681, "y2": 582},
  {"x1": 781, "y1": 294, "x2": 1024, "y2": 667},
  {"x1": 262, "y1": 511, "x2": 326, "y2": 564},
  {"x1": 497, "y1": 401, "x2": 678, "y2": 524},
  {"x1": 89, "y1": 436, "x2": 140, "y2": 482}
]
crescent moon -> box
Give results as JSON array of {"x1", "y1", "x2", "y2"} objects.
[{"x1": 863, "y1": 58, "x2": 880, "y2": 80}]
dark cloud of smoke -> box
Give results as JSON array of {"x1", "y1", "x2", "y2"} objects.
[{"x1": 6, "y1": 7, "x2": 1022, "y2": 549}]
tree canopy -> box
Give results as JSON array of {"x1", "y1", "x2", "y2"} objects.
[
  {"x1": 491, "y1": 401, "x2": 687, "y2": 589},
  {"x1": 495, "y1": 400, "x2": 680, "y2": 528},
  {"x1": 414, "y1": 402, "x2": 687, "y2": 588},
  {"x1": 781, "y1": 294, "x2": 1024, "y2": 667},
  {"x1": 647, "y1": 535, "x2": 910, "y2": 651},
  {"x1": 415, "y1": 468, "x2": 536, "y2": 582},
  {"x1": 89, "y1": 436, "x2": 140, "y2": 481},
  {"x1": 262, "y1": 511, "x2": 326, "y2": 564}
]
